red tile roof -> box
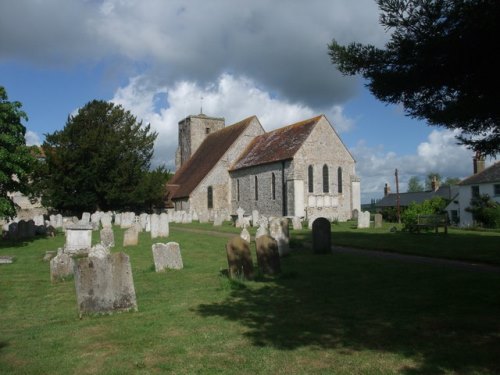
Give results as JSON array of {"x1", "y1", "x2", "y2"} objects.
[
  {"x1": 167, "y1": 116, "x2": 257, "y2": 199},
  {"x1": 230, "y1": 115, "x2": 322, "y2": 171}
]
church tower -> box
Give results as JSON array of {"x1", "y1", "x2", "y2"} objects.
[{"x1": 175, "y1": 114, "x2": 225, "y2": 170}]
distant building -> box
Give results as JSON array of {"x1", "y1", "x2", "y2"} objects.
[{"x1": 167, "y1": 113, "x2": 361, "y2": 220}]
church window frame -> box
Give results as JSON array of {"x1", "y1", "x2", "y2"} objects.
[
  {"x1": 323, "y1": 164, "x2": 329, "y2": 193},
  {"x1": 207, "y1": 186, "x2": 213, "y2": 209},
  {"x1": 237, "y1": 179, "x2": 240, "y2": 201},
  {"x1": 255, "y1": 176, "x2": 259, "y2": 201},
  {"x1": 271, "y1": 173, "x2": 276, "y2": 200},
  {"x1": 308, "y1": 165, "x2": 314, "y2": 193},
  {"x1": 337, "y1": 167, "x2": 343, "y2": 194}
]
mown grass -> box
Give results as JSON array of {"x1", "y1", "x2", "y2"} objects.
[{"x1": 1, "y1": 224, "x2": 499, "y2": 374}]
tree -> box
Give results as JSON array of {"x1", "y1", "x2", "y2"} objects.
[
  {"x1": 407, "y1": 176, "x2": 423, "y2": 192},
  {"x1": 401, "y1": 196, "x2": 447, "y2": 229},
  {"x1": 0, "y1": 86, "x2": 38, "y2": 219},
  {"x1": 444, "y1": 177, "x2": 461, "y2": 186},
  {"x1": 465, "y1": 194, "x2": 500, "y2": 228},
  {"x1": 42, "y1": 100, "x2": 159, "y2": 213},
  {"x1": 425, "y1": 172, "x2": 442, "y2": 191},
  {"x1": 328, "y1": 0, "x2": 500, "y2": 155}
]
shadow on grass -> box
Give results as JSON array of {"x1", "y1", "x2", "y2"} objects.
[{"x1": 195, "y1": 250, "x2": 500, "y2": 374}]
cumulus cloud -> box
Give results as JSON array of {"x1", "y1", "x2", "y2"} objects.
[
  {"x1": 110, "y1": 73, "x2": 357, "y2": 169},
  {"x1": 1, "y1": 0, "x2": 386, "y2": 107},
  {"x1": 25, "y1": 130, "x2": 41, "y2": 146},
  {"x1": 352, "y1": 130, "x2": 480, "y2": 202}
]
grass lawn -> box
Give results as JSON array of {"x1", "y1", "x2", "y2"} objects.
[{"x1": 1, "y1": 224, "x2": 499, "y2": 374}]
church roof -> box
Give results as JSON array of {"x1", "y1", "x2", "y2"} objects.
[
  {"x1": 168, "y1": 116, "x2": 256, "y2": 199},
  {"x1": 230, "y1": 115, "x2": 322, "y2": 171},
  {"x1": 459, "y1": 161, "x2": 500, "y2": 185}
]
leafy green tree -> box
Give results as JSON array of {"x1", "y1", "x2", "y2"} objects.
[
  {"x1": 42, "y1": 100, "x2": 158, "y2": 214},
  {"x1": 425, "y1": 172, "x2": 442, "y2": 191},
  {"x1": 465, "y1": 194, "x2": 500, "y2": 228},
  {"x1": 401, "y1": 196, "x2": 447, "y2": 229},
  {"x1": 130, "y1": 166, "x2": 172, "y2": 212},
  {"x1": 328, "y1": 0, "x2": 500, "y2": 155},
  {"x1": 0, "y1": 86, "x2": 38, "y2": 219},
  {"x1": 407, "y1": 176, "x2": 423, "y2": 192}
]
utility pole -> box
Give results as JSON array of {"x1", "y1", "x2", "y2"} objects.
[{"x1": 395, "y1": 168, "x2": 401, "y2": 224}]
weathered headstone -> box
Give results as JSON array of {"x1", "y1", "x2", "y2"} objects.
[
  {"x1": 226, "y1": 236, "x2": 254, "y2": 280},
  {"x1": 120, "y1": 212, "x2": 136, "y2": 229},
  {"x1": 255, "y1": 224, "x2": 269, "y2": 239},
  {"x1": 213, "y1": 213, "x2": 223, "y2": 226},
  {"x1": 33, "y1": 214, "x2": 45, "y2": 226},
  {"x1": 240, "y1": 226, "x2": 251, "y2": 243},
  {"x1": 80, "y1": 212, "x2": 91, "y2": 224},
  {"x1": 357, "y1": 211, "x2": 370, "y2": 229},
  {"x1": 150, "y1": 213, "x2": 160, "y2": 239},
  {"x1": 100, "y1": 213, "x2": 112, "y2": 228},
  {"x1": 100, "y1": 227, "x2": 115, "y2": 248},
  {"x1": 64, "y1": 224, "x2": 93, "y2": 254},
  {"x1": 50, "y1": 249, "x2": 74, "y2": 282},
  {"x1": 88, "y1": 243, "x2": 110, "y2": 259},
  {"x1": 73, "y1": 252, "x2": 138, "y2": 317},
  {"x1": 0, "y1": 256, "x2": 15, "y2": 264},
  {"x1": 123, "y1": 226, "x2": 139, "y2": 247},
  {"x1": 312, "y1": 217, "x2": 331, "y2": 254},
  {"x1": 374, "y1": 213, "x2": 383, "y2": 228},
  {"x1": 114, "y1": 213, "x2": 122, "y2": 226},
  {"x1": 152, "y1": 242, "x2": 183, "y2": 272},
  {"x1": 251, "y1": 210, "x2": 259, "y2": 227},
  {"x1": 139, "y1": 213, "x2": 149, "y2": 231},
  {"x1": 18, "y1": 220, "x2": 29, "y2": 239},
  {"x1": 159, "y1": 213, "x2": 169, "y2": 237},
  {"x1": 255, "y1": 235, "x2": 281, "y2": 275},
  {"x1": 291, "y1": 216, "x2": 302, "y2": 230},
  {"x1": 192, "y1": 211, "x2": 199, "y2": 222},
  {"x1": 43, "y1": 251, "x2": 57, "y2": 262},
  {"x1": 269, "y1": 218, "x2": 290, "y2": 256},
  {"x1": 352, "y1": 209, "x2": 359, "y2": 220},
  {"x1": 236, "y1": 207, "x2": 245, "y2": 227},
  {"x1": 198, "y1": 212, "x2": 209, "y2": 223}
]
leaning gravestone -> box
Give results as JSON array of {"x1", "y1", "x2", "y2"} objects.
[
  {"x1": 255, "y1": 235, "x2": 281, "y2": 275},
  {"x1": 50, "y1": 249, "x2": 74, "y2": 282},
  {"x1": 226, "y1": 236, "x2": 254, "y2": 280},
  {"x1": 73, "y1": 252, "x2": 138, "y2": 317},
  {"x1": 100, "y1": 227, "x2": 115, "y2": 248},
  {"x1": 150, "y1": 214, "x2": 160, "y2": 239},
  {"x1": 374, "y1": 213, "x2": 383, "y2": 228},
  {"x1": 152, "y1": 242, "x2": 183, "y2": 272},
  {"x1": 64, "y1": 224, "x2": 93, "y2": 254},
  {"x1": 312, "y1": 217, "x2": 331, "y2": 254},
  {"x1": 269, "y1": 218, "x2": 290, "y2": 256},
  {"x1": 357, "y1": 211, "x2": 370, "y2": 229},
  {"x1": 123, "y1": 226, "x2": 139, "y2": 247}
]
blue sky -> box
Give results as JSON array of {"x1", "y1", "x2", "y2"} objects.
[{"x1": 1, "y1": 0, "x2": 492, "y2": 203}]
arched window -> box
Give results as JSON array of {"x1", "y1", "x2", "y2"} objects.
[
  {"x1": 254, "y1": 176, "x2": 259, "y2": 200},
  {"x1": 323, "y1": 164, "x2": 329, "y2": 193},
  {"x1": 337, "y1": 167, "x2": 343, "y2": 194},
  {"x1": 237, "y1": 179, "x2": 240, "y2": 201},
  {"x1": 207, "y1": 186, "x2": 213, "y2": 208},
  {"x1": 308, "y1": 165, "x2": 314, "y2": 193},
  {"x1": 271, "y1": 173, "x2": 276, "y2": 200}
]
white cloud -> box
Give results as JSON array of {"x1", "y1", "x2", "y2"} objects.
[
  {"x1": 25, "y1": 130, "x2": 41, "y2": 146},
  {"x1": 110, "y1": 73, "x2": 357, "y2": 170}
]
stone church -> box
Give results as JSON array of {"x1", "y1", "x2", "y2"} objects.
[{"x1": 167, "y1": 113, "x2": 360, "y2": 221}]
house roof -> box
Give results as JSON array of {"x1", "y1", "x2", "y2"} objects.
[
  {"x1": 459, "y1": 161, "x2": 500, "y2": 185},
  {"x1": 167, "y1": 116, "x2": 256, "y2": 199},
  {"x1": 230, "y1": 115, "x2": 322, "y2": 171},
  {"x1": 376, "y1": 185, "x2": 458, "y2": 208}
]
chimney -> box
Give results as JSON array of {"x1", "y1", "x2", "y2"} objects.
[
  {"x1": 431, "y1": 176, "x2": 439, "y2": 191},
  {"x1": 384, "y1": 183, "x2": 391, "y2": 196},
  {"x1": 473, "y1": 151, "x2": 485, "y2": 174}
]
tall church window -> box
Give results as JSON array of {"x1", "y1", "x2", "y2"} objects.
[
  {"x1": 308, "y1": 165, "x2": 314, "y2": 193},
  {"x1": 337, "y1": 167, "x2": 343, "y2": 194},
  {"x1": 255, "y1": 176, "x2": 259, "y2": 201},
  {"x1": 271, "y1": 173, "x2": 276, "y2": 200},
  {"x1": 207, "y1": 186, "x2": 213, "y2": 209},
  {"x1": 323, "y1": 164, "x2": 329, "y2": 193},
  {"x1": 237, "y1": 179, "x2": 240, "y2": 201}
]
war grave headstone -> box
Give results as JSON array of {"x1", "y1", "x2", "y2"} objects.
[
  {"x1": 312, "y1": 217, "x2": 331, "y2": 254},
  {"x1": 64, "y1": 224, "x2": 93, "y2": 254},
  {"x1": 226, "y1": 236, "x2": 254, "y2": 280},
  {"x1": 357, "y1": 211, "x2": 370, "y2": 229},
  {"x1": 152, "y1": 242, "x2": 183, "y2": 272},
  {"x1": 269, "y1": 218, "x2": 290, "y2": 256},
  {"x1": 374, "y1": 213, "x2": 383, "y2": 228},
  {"x1": 73, "y1": 252, "x2": 138, "y2": 317},
  {"x1": 255, "y1": 235, "x2": 281, "y2": 275}
]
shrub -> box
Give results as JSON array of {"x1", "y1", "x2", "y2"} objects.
[
  {"x1": 401, "y1": 197, "x2": 447, "y2": 229},
  {"x1": 466, "y1": 195, "x2": 500, "y2": 228}
]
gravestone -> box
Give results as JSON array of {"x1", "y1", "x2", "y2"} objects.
[
  {"x1": 123, "y1": 226, "x2": 139, "y2": 247},
  {"x1": 192, "y1": 211, "x2": 198, "y2": 222},
  {"x1": 18, "y1": 220, "x2": 29, "y2": 239},
  {"x1": 240, "y1": 226, "x2": 251, "y2": 243},
  {"x1": 213, "y1": 213, "x2": 223, "y2": 226},
  {"x1": 269, "y1": 218, "x2": 290, "y2": 256},
  {"x1": 252, "y1": 210, "x2": 259, "y2": 227},
  {"x1": 255, "y1": 235, "x2": 281, "y2": 275},
  {"x1": 352, "y1": 209, "x2": 359, "y2": 220},
  {"x1": 49, "y1": 214, "x2": 56, "y2": 227},
  {"x1": 64, "y1": 224, "x2": 92, "y2": 254},
  {"x1": 150, "y1": 214, "x2": 160, "y2": 239},
  {"x1": 50, "y1": 249, "x2": 74, "y2": 282},
  {"x1": 226, "y1": 236, "x2": 254, "y2": 280},
  {"x1": 73, "y1": 252, "x2": 138, "y2": 317},
  {"x1": 43, "y1": 251, "x2": 57, "y2": 262},
  {"x1": 152, "y1": 242, "x2": 183, "y2": 272},
  {"x1": 255, "y1": 223, "x2": 268, "y2": 239},
  {"x1": 0, "y1": 256, "x2": 15, "y2": 264},
  {"x1": 100, "y1": 227, "x2": 115, "y2": 248},
  {"x1": 291, "y1": 217, "x2": 302, "y2": 230},
  {"x1": 374, "y1": 213, "x2": 383, "y2": 228},
  {"x1": 144, "y1": 214, "x2": 151, "y2": 232},
  {"x1": 114, "y1": 213, "x2": 122, "y2": 226},
  {"x1": 100, "y1": 213, "x2": 112, "y2": 228},
  {"x1": 120, "y1": 212, "x2": 135, "y2": 229},
  {"x1": 55, "y1": 214, "x2": 63, "y2": 228},
  {"x1": 8, "y1": 222, "x2": 18, "y2": 240},
  {"x1": 89, "y1": 243, "x2": 110, "y2": 259},
  {"x1": 357, "y1": 211, "x2": 370, "y2": 229},
  {"x1": 236, "y1": 207, "x2": 245, "y2": 228},
  {"x1": 159, "y1": 213, "x2": 169, "y2": 237},
  {"x1": 80, "y1": 212, "x2": 91, "y2": 224},
  {"x1": 90, "y1": 212, "x2": 102, "y2": 228},
  {"x1": 198, "y1": 212, "x2": 209, "y2": 223},
  {"x1": 33, "y1": 214, "x2": 45, "y2": 226},
  {"x1": 312, "y1": 217, "x2": 331, "y2": 254},
  {"x1": 139, "y1": 213, "x2": 149, "y2": 231}
]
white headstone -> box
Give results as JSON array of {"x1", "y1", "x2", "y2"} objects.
[
  {"x1": 255, "y1": 224, "x2": 269, "y2": 239},
  {"x1": 150, "y1": 214, "x2": 160, "y2": 239},
  {"x1": 269, "y1": 218, "x2": 290, "y2": 256},
  {"x1": 291, "y1": 217, "x2": 302, "y2": 230},
  {"x1": 251, "y1": 210, "x2": 259, "y2": 227},
  {"x1": 64, "y1": 224, "x2": 92, "y2": 254},
  {"x1": 152, "y1": 242, "x2": 184, "y2": 272},
  {"x1": 159, "y1": 213, "x2": 169, "y2": 237},
  {"x1": 240, "y1": 226, "x2": 251, "y2": 243},
  {"x1": 50, "y1": 249, "x2": 74, "y2": 282},
  {"x1": 357, "y1": 211, "x2": 371, "y2": 229}
]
